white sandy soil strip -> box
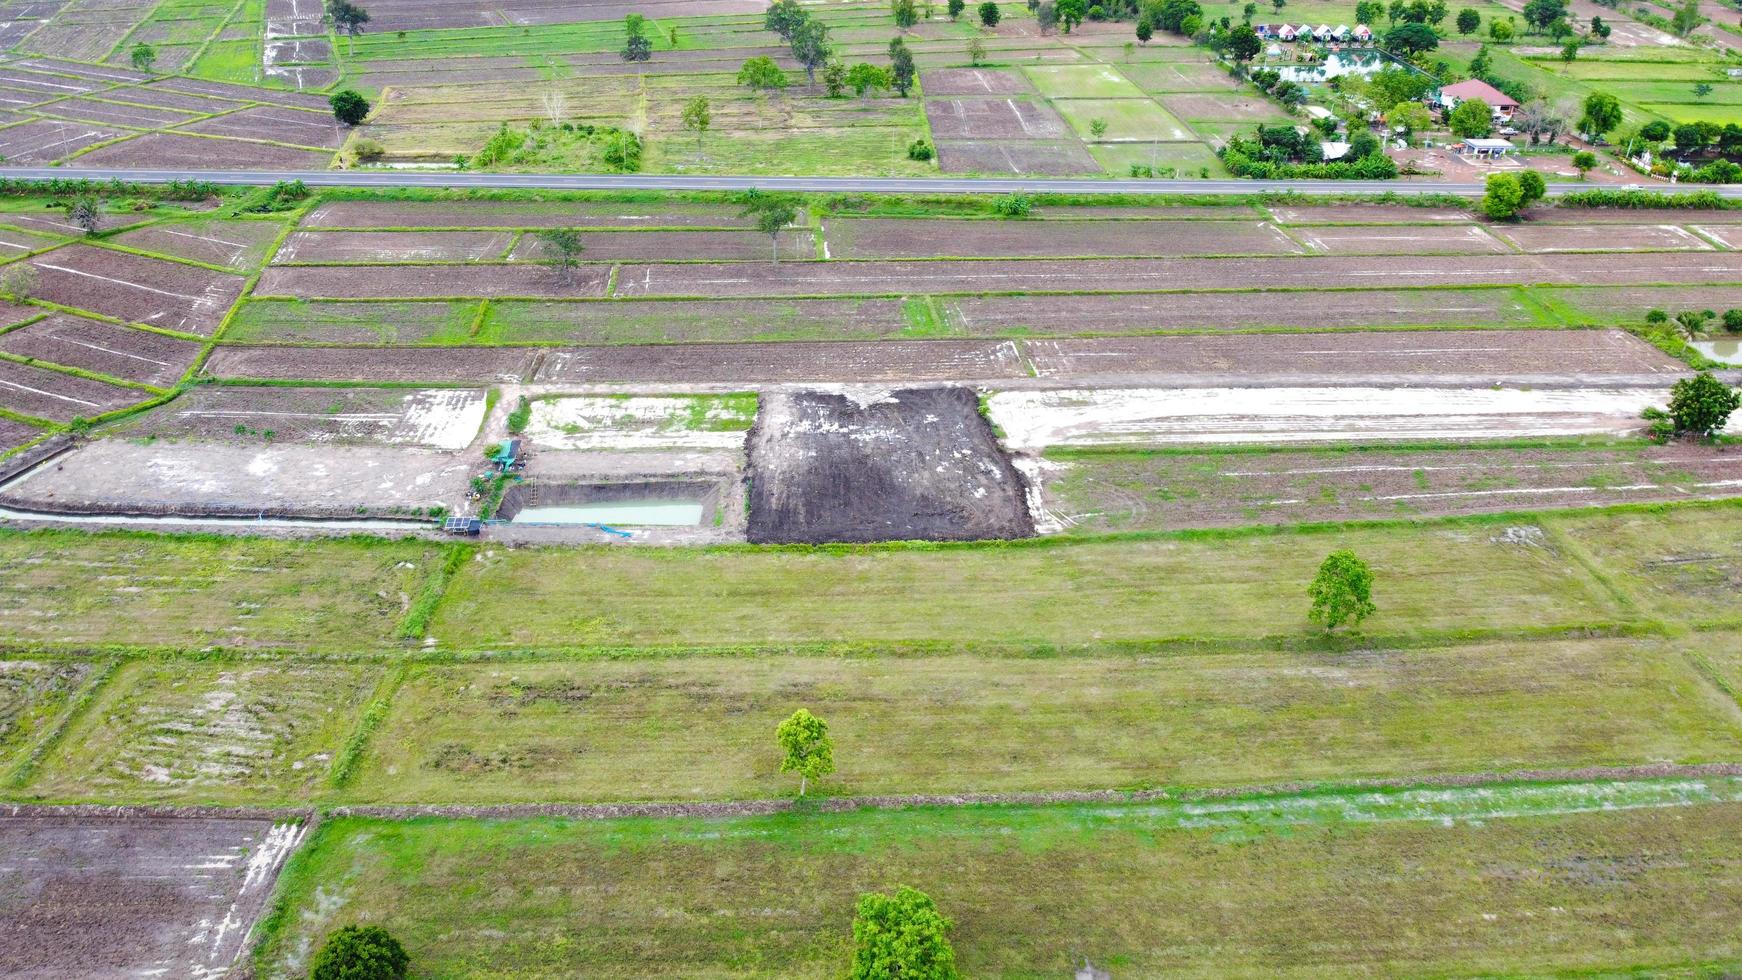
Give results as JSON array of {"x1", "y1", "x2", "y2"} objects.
[
  {"x1": 986, "y1": 386, "x2": 1728, "y2": 448},
  {"x1": 525, "y1": 395, "x2": 752, "y2": 451}
]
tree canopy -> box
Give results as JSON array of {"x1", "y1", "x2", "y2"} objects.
[
  {"x1": 851, "y1": 887, "x2": 959, "y2": 980},
  {"x1": 775, "y1": 707, "x2": 835, "y2": 792},
  {"x1": 309, "y1": 925, "x2": 409, "y2": 980},
  {"x1": 1307, "y1": 549, "x2": 1376, "y2": 631}
]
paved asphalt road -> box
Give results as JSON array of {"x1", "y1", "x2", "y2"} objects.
[{"x1": 10, "y1": 166, "x2": 1742, "y2": 197}]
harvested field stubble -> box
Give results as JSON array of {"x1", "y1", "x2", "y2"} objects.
[
  {"x1": 116, "y1": 385, "x2": 488, "y2": 448},
  {"x1": 203, "y1": 345, "x2": 535, "y2": 382},
  {"x1": 535, "y1": 340, "x2": 1026, "y2": 384}
]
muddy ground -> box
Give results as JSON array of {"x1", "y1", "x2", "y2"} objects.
[
  {"x1": 115, "y1": 386, "x2": 488, "y2": 449},
  {"x1": 0, "y1": 815, "x2": 304, "y2": 980},
  {"x1": 1032, "y1": 444, "x2": 1742, "y2": 533},
  {"x1": 746, "y1": 386, "x2": 1032, "y2": 544}
]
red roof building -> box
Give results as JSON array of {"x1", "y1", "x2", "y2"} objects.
[{"x1": 1436, "y1": 79, "x2": 1520, "y2": 115}]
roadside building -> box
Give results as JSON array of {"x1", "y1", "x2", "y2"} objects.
[
  {"x1": 1457, "y1": 136, "x2": 1515, "y2": 160},
  {"x1": 1434, "y1": 79, "x2": 1520, "y2": 121}
]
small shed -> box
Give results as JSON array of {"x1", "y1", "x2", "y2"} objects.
[
  {"x1": 1458, "y1": 137, "x2": 1515, "y2": 159},
  {"x1": 1331, "y1": 23, "x2": 1351, "y2": 40},
  {"x1": 1320, "y1": 141, "x2": 1350, "y2": 161},
  {"x1": 1352, "y1": 23, "x2": 1372, "y2": 39},
  {"x1": 1277, "y1": 23, "x2": 1299, "y2": 40},
  {"x1": 1312, "y1": 23, "x2": 1333, "y2": 40}
]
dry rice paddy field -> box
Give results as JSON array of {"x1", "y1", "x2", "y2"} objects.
[{"x1": 3, "y1": 186, "x2": 1742, "y2": 977}]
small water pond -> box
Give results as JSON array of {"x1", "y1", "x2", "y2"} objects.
[
  {"x1": 1690, "y1": 338, "x2": 1742, "y2": 366},
  {"x1": 1274, "y1": 51, "x2": 1397, "y2": 83}
]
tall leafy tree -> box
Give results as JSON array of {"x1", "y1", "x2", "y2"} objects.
[
  {"x1": 310, "y1": 925, "x2": 408, "y2": 980},
  {"x1": 893, "y1": 0, "x2": 920, "y2": 28},
  {"x1": 1307, "y1": 549, "x2": 1376, "y2": 631},
  {"x1": 1578, "y1": 91, "x2": 1622, "y2": 139},
  {"x1": 774, "y1": 706, "x2": 834, "y2": 792},
  {"x1": 329, "y1": 88, "x2": 371, "y2": 125},
  {"x1": 851, "y1": 887, "x2": 958, "y2": 980},
  {"x1": 129, "y1": 41, "x2": 156, "y2": 72},
  {"x1": 681, "y1": 96, "x2": 711, "y2": 153},
  {"x1": 790, "y1": 17, "x2": 831, "y2": 87},
  {"x1": 326, "y1": 0, "x2": 369, "y2": 52},
  {"x1": 888, "y1": 36, "x2": 916, "y2": 95},
  {"x1": 764, "y1": 0, "x2": 806, "y2": 38},
  {"x1": 738, "y1": 55, "x2": 789, "y2": 91},
  {"x1": 622, "y1": 13, "x2": 652, "y2": 60},
  {"x1": 1665, "y1": 373, "x2": 1741, "y2": 439},
  {"x1": 979, "y1": 0, "x2": 1001, "y2": 25},
  {"x1": 1455, "y1": 6, "x2": 1479, "y2": 32}
]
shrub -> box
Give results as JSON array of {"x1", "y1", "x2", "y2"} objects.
[
  {"x1": 1665, "y1": 372, "x2": 1741, "y2": 439},
  {"x1": 1723, "y1": 309, "x2": 1742, "y2": 333},
  {"x1": 1307, "y1": 549, "x2": 1376, "y2": 631},
  {"x1": 907, "y1": 138, "x2": 934, "y2": 161},
  {"x1": 329, "y1": 89, "x2": 371, "y2": 126},
  {"x1": 851, "y1": 886, "x2": 958, "y2": 980},
  {"x1": 1645, "y1": 308, "x2": 1668, "y2": 324},
  {"x1": 992, "y1": 192, "x2": 1033, "y2": 216},
  {"x1": 506, "y1": 396, "x2": 532, "y2": 434},
  {"x1": 351, "y1": 138, "x2": 385, "y2": 162},
  {"x1": 309, "y1": 925, "x2": 409, "y2": 980}
]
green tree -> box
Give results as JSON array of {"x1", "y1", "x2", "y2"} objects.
[
  {"x1": 1307, "y1": 549, "x2": 1376, "y2": 631},
  {"x1": 738, "y1": 55, "x2": 789, "y2": 91},
  {"x1": 1383, "y1": 21, "x2": 1439, "y2": 54},
  {"x1": 1272, "y1": 0, "x2": 1285, "y2": 12},
  {"x1": 534, "y1": 228, "x2": 584, "y2": 283},
  {"x1": 1520, "y1": 0, "x2": 1565, "y2": 31},
  {"x1": 1578, "y1": 91, "x2": 1621, "y2": 139},
  {"x1": 1036, "y1": 0, "x2": 1058, "y2": 30},
  {"x1": 1589, "y1": 14, "x2": 1608, "y2": 36},
  {"x1": 1571, "y1": 148, "x2": 1596, "y2": 178},
  {"x1": 1487, "y1": 16, "x2": 1513, "y2": 39},
  {"x1": 967, "y1": 36, "x2": 987, "y2": 63},
  {"x1": 1694, "y1": 82, "x2": 1714, "y2": 100},
  {"x1": 1480, "y1": 171, "x2": 1524, "y2": 219},
  {"x1": 851, "y1": 887, "x2": 958, "y2": 980},
  {"x1": 823, "y1": 59, "x2": 848, "y2": 96},
  {"x1": 1664, "y1": 372, "x2": 1741, "y2": 439},
  {"x1": 129, "y1": 41, "x2": 156, "y2": 72},
  {"x1": 1057, "y1": 0, "x2": 1085, "y2": 30},
  {"x1": 1455, "y1": 6, "x2": 1479, "y2": 32},
  {"x1": 847, "y1": 61, "x2": 890, "y2": 95},
  {"x1": 1227, "y1": 23, "x2": 1261, "y2": 60},
  {"x1": 775, "y1": 706, "x2": 834, "y2": 793},
  {"x1": 329, "y1": 88, "x2": 371, "y2": 125},
  {"x1": 326, "y1": 0, "x2": 369, "y2": 53},
  {"x1": 790, "y1": 18, "x2": 832, "y2": 87},
  {"x1": 1671, "y1": 0, "x2": 1701, "y2": 34},
  {"x1": 1516, "y1": 168, "x2": 1545, "y2": 205},
  {"x1": 979, "y1": 0, "x2": 1001, "y2": 25},
  {"x1": 889, "y1": 37, "x2": 917, "y2": 95},
  {"x1": 0, "y1": 262, "x2": 37, "y2": 301},
  {"x1": 1088, "y1": 117, "x2": 1108, "y2": 138},
  {"x1": 622, "y1": 14, "x2": 652, "y2": 61},
  {"x1": 765, "y1": 0, "x2": 807, "y2": 38},
  {"x1": 1385, "y1": 101, "x2": 1432, "y2": 143},
  {"x1": 949, "y1": 0, "x2": 966, "y2": 17},
  {"x1": 1447, "y1": 97, "x2": 1492, "y2": 138},
  {"x1": 1356, "y1": 0, "x2": 1384, "y2": 23},
  {"x1": 1135, "y1": 16, "x2": 1153, "y2": 41},
  {"x1": 893, "y1": 0, "x2": 920, "y2": 28},
  {"x1": 681, "y1": 95, "x2": 711, "y2": 153},
  {"x1": 309, "y1": 925, "x2": 409, "y2": 980},
  {"x1": 1559, "y1": 37, "x2": 1579, "y2": 61}
]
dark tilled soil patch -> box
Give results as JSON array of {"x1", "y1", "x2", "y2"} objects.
[
  {"x1": 0, "y1": 417, "x2": 42, "y2": 454},
  {"x1": 537, "y1": 340, "x2": 1027, "y2": 383},
  {"x1": 150, "y1": 75, "x2": 332, "y2": 111},
  {"x1": 0, "y1": 315, "x2": 201, "y2": 386},
  {"x1": 510, "y1": 229, "x2": 811, "y2": 262},
  {"x1": 96, "y1": 85, "x2": 247, "y2": 114},
  {"x1": 1042, "y1": 444, "x2": 1742, "y2": 532},
  {"x1": 1024, "y1": 328, "x2": 1683, "y2": 378},
  {"x1": 255, "y1": 263, "x2": 609, "y2": 299},
  {"x1": 0, "y1": 118, "x2": 124, "y2": 163},
  {"x1": 34, "y1": 95, "x2": 197, "y2": 128},
  {"x1": 302, "y1": 200, "x2": 757, "y2": 229},
  {"x1": 1496, "y1": 223, "x2": 1714, "y2": 253},
  {"x1": 924, "y1": 97, "x2": 1071, "y2": 139},
  {"x1": 824, "y1": 217, "x2": 1301, "y2": 258},
  {"x1": 110, "y1": 218, "x2": 285, "y2": 270},
  {"x1": 275, "y1": 230, "x2": 518, "y2": 263},
  {"x1": 918, "y1": 68, "x2": 1037, "y2": 95},
  {"x1": 1534, "y1": 207, "x2": 1742, "y2": 225},
  {"x1": 0, "y1": 358, "x2": 141, "y2": 421},
  {"x1": 484, "y1": 297, "x2": 908, "y2": 344},
  {"x1": 612, "y1": 252, "x2": 1742, "y2": 298},
  {"x1": 935, "y1": 139, "x2": 1103, "y2": 175},
  {"x1": 72, "y1": 131, "x2": 334, "y2": 170},
  {"x1": 174, "y1": 104, "x2": 346, "y2": 148},
  {"x1": 27, "y1": 244, "x2": 245, "y2": 334},
  {"x1": 0, "y1": 815, "x2": 302, "y2": 980},
  {"x1": 747, "y1": 386, "x2": 1033, "y2": 544},
  {"x1": 356, "y1": 0, "x2": 761, "y2": 31},
  {"x1": 942, "y1": 288, "x2": 1539, "y2": 333},
  {"x1": 0, "y1": 228, "x2": 57, "y2": 260},
  {"x1": 1265, "y1": 205, "x2": 1475, "y2": 224},
  {"x1": 204, "y1": 345, "x2": 535, "y2": 382},
  {"x1": 1292, "y1": 224, "x2": 1509, "y2": 254}
]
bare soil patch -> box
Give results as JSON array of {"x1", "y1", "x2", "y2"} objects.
[
  {"x1": 1159, "y1": 93, "x2": 1290, "y2": 121},
  {"x1": 175, "y1": 104, "x2": 346, "y2": 148},
  {"x1": 97, "y1": 85, "x2": 245, "y2": 114},
  {"x1": 936, "y1": 139, "x2": 1102, "y2": 175},
  {"x1": 74, "y1": 131, "x2": 334, "y2": 169},
  {"x1": 0, "y1": 815, "x2": 304, "y2": 980},
  {"x1": 256, "y1": 263, "x2": 609, "y2": 299},
  {"x1": 918, "y1": 68, "x2": 1037, "y2": 95},
  {"x1": 484, "y1": 297, "x2": 908, "y2": 344},
  {"x1": 1038, "y1": 443, "x2": 1742, "y2": 532},
  {"x1": 117, "y1": 385, "x2": 488, "y2": 448},
  {"x1": 150, "y1": 76, "x2": 331, "y2": 111},
  {"x1": 1022, "y1": 328, "x2": 1682, "y2": 380},
  {"x1": 1294, "y1": 224, "x2": 1510, "y2": 254},
  {"x1": 204, "y1": 345, "x2": 535, "y2": 382},
  {"x1": 0, "y1": 118, "x2": 123, "y2": 163},
  {"x1": 302, "y1": 200, "x2": 755, "y2": 229},
  {"x1": 276, "y1": 230, "x2": 517, "y2": 263},
  {"x1": 824, "y1": 217, "x2": 1301, "y2": 258},
  {"x1": 37, "y1": 95, "x2": 196, "y2": 128},
  {"x1": 0, "y1": 227, "x2": 60, "y2": 260},
  {"x1": 536, "y1": 340, "x2": 1027, "y2": 384},
  {"x1": 941, "y1": 288, "x2": 1538, "y2": 333},
  {"x1": 1266, "y1": 205, "x2": 1474, "y2": 224},
  {"x1": 1495, "y1": 223, "x2": 1715, "y2": 253},
  {"x1": 357, "y1": 0, "x2": 761, "y2": 31},
  {"x1": 747, "y1": 386, "x2": 1032, "y2": 544},
  {"x1": 510, "y1": 229, "x2": 809, "y2": 262},
  {"x1": 0, "y1": 417, "x2": 42, "y2": 453},
  {"x1": 110, "y1": 218, "x2": 284, "y2": 270},
  {"x1": 1538, "y1": 207, "x2": 1742, "y2": 225},
  {"x1": 0, "y1": 314, "x2": 201, "y2": 386},
  {"x1": 612, "y1": 252, "x2": 1742, "y2": 298},
  {"x1": 0, "y1": 359, "x2": 139, "y2": 421},
  {"x1": 924, "y1": 97, "x2": 1071, "y2": 139},
  {"x1": 27, "y1": 244, "x2": 245, "y2": 334},
  {"x1": 6, "y1": 439, "x2": 474, "y2": 517}
]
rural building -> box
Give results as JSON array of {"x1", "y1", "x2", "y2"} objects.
[
  {"x1": 1331, "y1": 24, "x2": 1351, "y2": 41},
  {"x1": 1277, "y1": 23, "x2": 1299, "y2": 39},
  {"x1": 1353, "y1": 23, "x2": 1373, "y2": 39},
  {"x1": 1435, "y1": 79, "x2": 1520, "y2": 120},
  {"x1": 1255, "y1": 22, "x2": 1274, "y2": 36},
  {"x1": 1313, "y1": 23, "x2": 1334, "y2": 40},
  {"x1": 1457, "y1": 136, "x2": 1515, "y2": 160},
  {"x1": 1320, "y1": 141, "x2": 1350, "y2": 160}
]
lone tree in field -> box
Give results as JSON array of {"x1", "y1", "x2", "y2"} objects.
[
  {"x1": 1655, "y1": 372, "x2": 1741, "y2": 440},
  {"x1": 622, "y1": 13, "x2": 652, "y2": 61},
  {"x1": 1571, "y1": 149, "x2": 1596, "y2": 179},
  {"x1": 62, "y1": 196, "x2": 101, "y2": 235},
  {"x1": 1578, "y1": 91, "x2": 1622, "y2": 140},
  {"x1": 535, "y1": 228, "x2": 584, "y2": 284},
  {"x1": 129, "y1": 41, "x2": 156, "y2": 73},
  {"x1": 1307, "y1": 549, "x2": 1376, "y2": 631},
  {"x1": 329, "y1": 88, "x2": 371, "y2": 125},
  {"x1": 948, "y1": 0, "x2": 965, "y2": 17},
  {"x1": 791, "y1": 17, "x2": 833, "y2": 88},
  {"x1": 775, "y1": 707, "x2": 834, "y2": 795},
  {"x1": 979, "y1": 0, "x2": 1001, "y2": 25},
  {"x1": 893, "y1": 0, "x2": 920, "y2": 29},
  {"x1": 682, "y1": 95, "x2": 711, "y2": 155},
  {"x1": 738, "y1": 55, "x2": 789, "y2": 92},
  {"x1": 0, "y1": 262, "x2": 38, "y2": 301},
  {"x1": 326, "y1": 0, "x2": 369, "y2": 52},
  {"x1": 851, "y1": 886, "x2": 958, "y2": 980},
  {"x1": 888, "y1": 36, "x2": 917, "y2": 96},
  {"x1": 309, "y1": 925, "x2": 409, "y2": 980},
  {"x1": 1456, "y1": 5, "x2": 1479, "y2": 31}
]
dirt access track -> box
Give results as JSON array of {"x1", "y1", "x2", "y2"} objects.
[
  {"x1": 747, "y1": 387, "x2": 1033, "y2": 544},
  {"x1": 0, "y1": 814, "x2": 304, "y2": 980}
]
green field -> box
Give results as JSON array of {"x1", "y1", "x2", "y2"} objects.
[{"x1": 256, "y1": 787, "x2": 1742, "y2": 978}]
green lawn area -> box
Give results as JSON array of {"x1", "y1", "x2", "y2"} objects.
[
  {"x1": 257, "y1": 787, "x2": 1742, "y2": 978},
  {"x1": 1053, "y1": 97, "x2": 1195, "y2": 141},
  {"x1": 16, "y1": 659, "x2": 380, "y2": 804},
  {"x1": 0, "y1": 530, "x2": 446, "y2": 651},
  {"x1": 1556, "y1": 505, "x2": 1742, "y2": 628},
  {"x1": 337, "y1": 635, "x2": 1742, "y2": 804},
  {"x1": 428, "y1": 517, "x2": 1630, "y2": 651},
  {"x1": 1023, "y1": 63, "x2": 1148, "y2": 99},
  {"x1": 1088, "y1": 140, "x2": 1225, "y2": 175}
]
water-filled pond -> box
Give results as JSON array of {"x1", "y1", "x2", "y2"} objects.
[
  {"x1": 510, "y1": 501, "x2": 705, "y2": 526},
  {"x1": 1274, "y1": 51, "x2": 1396, "y2": 83},
  {"x1": 1690, "y1": 338, "x2": 1742, "y2": 366}
]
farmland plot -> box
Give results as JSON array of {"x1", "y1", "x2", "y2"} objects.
[
  {"x1": 822, "y1": 216, "x2": 1302, "y2": 258},
  {"x1": 24, "y1": 660, "x2": 378, "y2": 802},
  {"x1": 534, "y1": 339, "x2": 1026, "y2": 384},
  {"x1": 301, "y1": 199, "x2": 765, "y2": 229},
  {"x1": 223, "y1": 299, "x2": 483, "y2": 344},
  {"x1": 0, "y1": 816, "x2": 304, "y2": 980},
  {"x1": 0, "y1": 417, "x2": 43, "y2": 454},
  {"x1": 110, "y1": 217, "x2": 287, "y2": 270},
  {"x1": 0, "y1": 359, "x2": 141, "y2": 422},
  {"x1": 0, "y1": 532, "x2": 446, "y2": 651},
  {"x1": 938, "y1": 288, "x2": 1542, "y2": 334},
  {"x1": 255, "y1": 263, "x2": 610, "y2": 298},
  {"x1": 0, "y1": 659, "x2": 91, "y2": 773},
  {"x1": 479, "y1": 297, "x2": 910, "y2": 344},
  {"x1": 116, "y1": 385, "x2": 488, "y2": 448},
  {"x1": 0, "y1": 118, "x2": 125, "y2": 163},
  {"x1": 0, "y1": 314, "x2": 201, "y2": 386},
  {"x1": 26, "y1": 244, "x2": 246, "y2": 334},
  {"x1": 203, "y1": 345, "x2": 536, "y2": 382},
  {"x1": 1559, "y1": 506, "x2": 1742, "y2": 628},
  {"x1": 73, "y1": 131, "x2": 336, "y2": 169}
]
